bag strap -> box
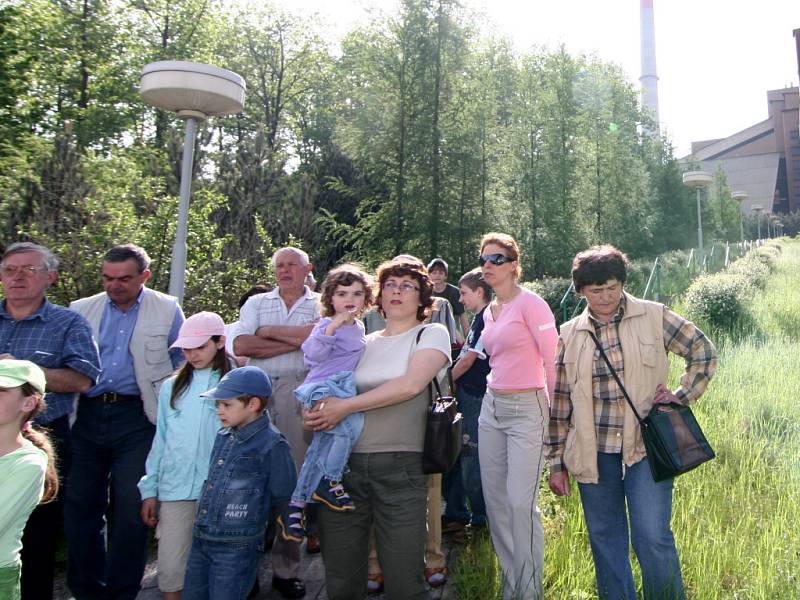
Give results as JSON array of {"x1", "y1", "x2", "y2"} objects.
[
  {"x1": 416, "y1": 326, "x2": 453, "y2": 403},
  {"x1": 587, "y1": 331, "x2": 645, "y2": 424}
]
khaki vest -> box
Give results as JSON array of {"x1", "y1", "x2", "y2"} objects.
[
  {"x1": 70, "y1": 288, "x2": 179, "y2": 424},
  {"x1": 559, "y1": 293, "x2": 669, "y2": 483}
]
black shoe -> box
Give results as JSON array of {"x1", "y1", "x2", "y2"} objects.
[
  {"x1": 272, "y1": 576, "x2": 306, "y2": 599},
  {"x1": 311, "y1": 478, "x2": 356, "y2": 512}
]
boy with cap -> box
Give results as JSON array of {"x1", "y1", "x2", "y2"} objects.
[{"x1": 182, "y1": 367, "x2": 297, "y2": 600}]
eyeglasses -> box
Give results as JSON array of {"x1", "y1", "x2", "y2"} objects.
[
  {"x1": 0, "y1": 265, "x2": 47, "y2": 277},
  {"x1": 382, "y1": 281, "x2": 419, "y2": 294},
  {"x1": 479, "y1": 253, "x2": 515, "y2": 267}
]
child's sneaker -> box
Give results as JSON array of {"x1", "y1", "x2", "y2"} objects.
[
  {"x1": 312, "y1": 478, "x2": 356, "y2": 512},
  {"x1": 277, "y1": 503, "x2": 306, "y2": 542}
]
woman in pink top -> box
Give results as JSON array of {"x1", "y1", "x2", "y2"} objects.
[{"x1": 477, "y1": 232, "x2": 558, "y2": 600}]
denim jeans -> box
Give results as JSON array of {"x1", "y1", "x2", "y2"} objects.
[
  {"x1": 578, "y1": 453, "x2": 685, "y2": 600},
  {"x1": 64, "y1": 399, "x2": 154, "y2": 600},
  {"x1": 318, "y1": 452, "x2": 429, "y2": 600},
  {"x1": 293, "y1": 373, "x2": 363, "y2": 501},
  {"x1": 292, "y1": 413, "x2": 364, "y2": 502},
  {"x1": 443, "y1": 386, "x2": 486, "y2": 526},
  {"x1": 182, "y1": 537, "x2": 260, "y2": 600}
]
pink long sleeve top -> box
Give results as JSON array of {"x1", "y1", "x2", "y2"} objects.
[{"x1": 481, "y1": 288, "x2": 558, "y2": 400}]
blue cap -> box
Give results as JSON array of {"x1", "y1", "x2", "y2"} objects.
[{"x1": 201, "y1": 366, "x2": 272, "y2": 400}]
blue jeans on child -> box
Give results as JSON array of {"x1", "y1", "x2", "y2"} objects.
[
  {"x1": 182, "y1": 538, "x2": 260, "y2": 600},
  {"x1": 577, "y1": 452, "x2": 685, "y2": 600},
  {"x1": 443, "y1": 386, "x2": 487, "y2": 526},
  {"x1": 293, "y1": 371, "x2": 364, "y2": 502}
]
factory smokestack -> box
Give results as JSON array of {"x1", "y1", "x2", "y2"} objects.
[{"x1": 640, "y1": 0, "x2": 660, "y2": 129}]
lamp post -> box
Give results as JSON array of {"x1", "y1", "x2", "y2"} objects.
[
  {"x1": 732, "y1": 191, "x2": 747, "y2": 243},
  {"x1": 682, "y1": 171, "x2": 713, "y2": 266},
  {"x1": 752, "y1": 204, "x2": 763, "y2": 240},
  {"x1": 140, "y1": 61, "x2": 245, "y2": 304}
]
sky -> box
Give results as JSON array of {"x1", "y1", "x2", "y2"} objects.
[{"x1": 274, "y1": 0, "x2": 799, "y2": 158}]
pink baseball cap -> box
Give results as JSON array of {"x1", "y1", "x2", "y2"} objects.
[{"x1": 171, "y1": 311, "x2": 226, "y2": 349}]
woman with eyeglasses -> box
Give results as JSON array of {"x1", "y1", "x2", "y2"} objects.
[
  {"x1": 303, "y1": 257, "x2": 451, "y2": 599},
  {"x1": 477, "y1": 232, "x2": 558, "y2": 600}
]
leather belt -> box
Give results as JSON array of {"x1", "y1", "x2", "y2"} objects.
[{"x1": 83, "y1": 392, "x2": 141, "y2": 403}]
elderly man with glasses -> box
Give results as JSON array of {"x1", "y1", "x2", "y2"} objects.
[{"x1": 0, "y1": 241, "x2": 101, "y2": 600}]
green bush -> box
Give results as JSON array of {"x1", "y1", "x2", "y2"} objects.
[
  {"x1": 684, "y1": 272, "x2": 753, "y2": 332},
  {"x1": 754, "y1": 245, "x2": 780, "y2": 271},
  {"x1": 726, "y1": 255, "x2": 771, "y2": 289}
]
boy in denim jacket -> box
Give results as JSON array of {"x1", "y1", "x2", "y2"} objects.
[{"x1": 183, "y1": 367, "x2": 297, "y2": 600}]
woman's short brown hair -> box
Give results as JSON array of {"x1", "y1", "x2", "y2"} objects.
[
  {"x1": 374, "y1": 257, "x2": 434, "y2": 321},
  {"x1": 571, "y1": 245, "x2": 629, "y2": 292},
  {"x1": 319, "y1": 264, "x2": 374, "y2": 318},
  {"x1": 479, "y1": 232, "x2": 523, "y2": 280}
]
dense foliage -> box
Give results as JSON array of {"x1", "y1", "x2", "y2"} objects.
[
  {"x1": 684, "y1": 244, "x2": 780, "y2": 333},
  {"x1": 0, "y1": 0, "x2": 755, "y2": 308}
]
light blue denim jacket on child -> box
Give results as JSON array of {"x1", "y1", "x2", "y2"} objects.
[{"x1": 138, "y1": 368, "x2": 222, "y2": 501}]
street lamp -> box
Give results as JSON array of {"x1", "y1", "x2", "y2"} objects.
[
  {"x1": 682, "y1": 171, "x2": 713, "y2": 264},
  {"x1": 732, "y1": 190, "x2": 747, "y2": 243},
  {"x1": 140, "y1": 61, "x2": 246, "y2": 304},
  {"x1": 752, "y1": 204, "x2": 763, "y2": 240}
]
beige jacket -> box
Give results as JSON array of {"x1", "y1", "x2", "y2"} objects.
[{"x1": 559, "y1": 293, "x2": 669, "y2": 483}]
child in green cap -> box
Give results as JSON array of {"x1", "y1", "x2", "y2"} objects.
[{"x1": 0, "y1": 359, "x2": 58, "y2": 600}]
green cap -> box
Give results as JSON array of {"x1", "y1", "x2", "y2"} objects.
[{"x1": 0, "y1": 360, "x2": 46, "y2": 394}]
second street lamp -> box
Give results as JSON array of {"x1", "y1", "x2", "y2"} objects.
[{"x1": 682, "y1": 171, "x2": 713, "y2": 268}]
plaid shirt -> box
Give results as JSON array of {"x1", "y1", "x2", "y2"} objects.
[
  {"x1": 0, "y1": 299, "x2": 101, "y2": 423},
  {"x1": 546, "y1": 296, "x2": 717, "y2": 474}
]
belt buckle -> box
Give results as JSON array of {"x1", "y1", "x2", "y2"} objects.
[{"x1": 105, "y1": 392, "x2": 120, "y2": 403}]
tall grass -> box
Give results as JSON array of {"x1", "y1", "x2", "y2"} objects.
[{"x1": 454, "y1": 239, "x2": 800, "y2": 599}]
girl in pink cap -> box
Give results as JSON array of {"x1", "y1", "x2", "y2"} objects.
[{"x1": 137, "y1": 312, "x2": 233, "y2": 600}]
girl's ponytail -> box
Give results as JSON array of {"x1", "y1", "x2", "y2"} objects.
[{"x1": 20, "y1": 383, "x2": 58, "y2": 504}]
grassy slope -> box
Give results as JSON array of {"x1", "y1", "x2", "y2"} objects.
[{"x1": 455, "y1": 240, "x2": 800, "y2": 599}]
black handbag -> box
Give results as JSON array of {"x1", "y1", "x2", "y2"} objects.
[
  {"x1": 588, "y1": 332, "x2": 715, "y2": 482},
  {"x1": 422, "y1": 371, "x2": 463, "y2": 474}
]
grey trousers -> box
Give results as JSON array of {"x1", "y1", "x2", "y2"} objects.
[
  {"x1": 269, "y1": 372, "x2": 312, "y2": 579},
  {"x1": 319, "y1": 452, "x2": 429, "y2": 600},
  {"x1": 478, "y1": 388, "x2": 549, "y2": 600}
]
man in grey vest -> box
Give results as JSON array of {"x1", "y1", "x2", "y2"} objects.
[
  {"x1": 65, "y1": 244, "x2": 185, "y2": 600},
  {"x1": 233, "y1": 246, "x2": 319, "y2": 599}
]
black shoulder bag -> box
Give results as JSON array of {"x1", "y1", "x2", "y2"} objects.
[
  {"x1": 588, "y1": 331, "x2": 715, "y2": 482},
  {"x1": 416, "y1": 328, "x2": 463, "y2": 474}
]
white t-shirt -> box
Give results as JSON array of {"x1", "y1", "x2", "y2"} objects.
[{"x1": 353, "y1": 323, "x2": 451, "y2": 453}]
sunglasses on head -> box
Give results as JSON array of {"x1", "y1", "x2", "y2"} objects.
[{"x1": 479, "y1": 253, "x2": 515, "y2": 266}]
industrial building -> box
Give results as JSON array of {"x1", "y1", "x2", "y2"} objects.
[{"x1": 683, "y1": 29, "x2": 800, "y2": 215}]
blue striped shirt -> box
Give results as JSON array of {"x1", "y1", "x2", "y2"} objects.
[{"x1": 0, "y1": 299, "x2": 101, "y2": 423}]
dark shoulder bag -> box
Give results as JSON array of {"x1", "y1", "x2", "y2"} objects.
[
  {"x1": 416, "y1": 328, "x2": 463, "y2": 474},
  {"x1": 588, "y1": 332, "x2": 715, "y2": 482}
]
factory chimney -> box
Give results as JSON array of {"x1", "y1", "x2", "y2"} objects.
[{"x1": 640, "y1": 0, "x2": 660, "y2": 130}]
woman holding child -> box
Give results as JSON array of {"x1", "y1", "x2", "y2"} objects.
[{"x1": 304, "y1": 257, "x2": 451, "y2": 600}]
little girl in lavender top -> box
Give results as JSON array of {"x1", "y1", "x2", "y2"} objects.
[{"x1": 277, "y1": 264, "x2": 373, "y2": 542}]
